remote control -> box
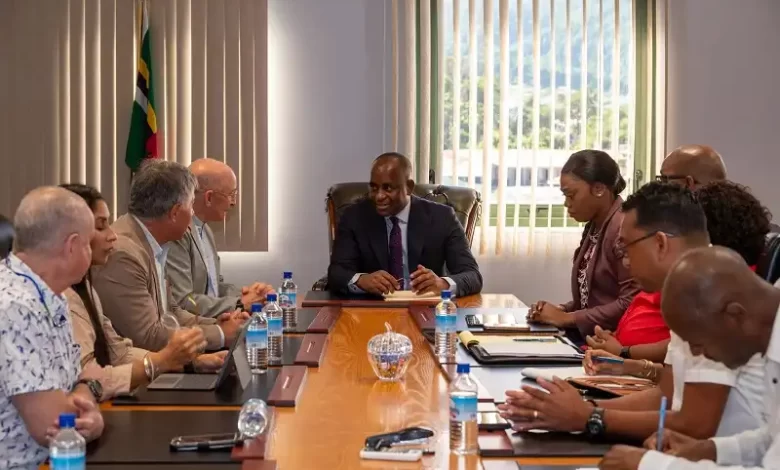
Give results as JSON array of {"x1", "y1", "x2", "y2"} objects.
[{"x1": 359, "y1": 448, "x2": 423, "y2": 462}]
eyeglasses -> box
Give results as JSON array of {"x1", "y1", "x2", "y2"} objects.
[
  {"x1": 655, "y1": 174, "x2": 698, "y2": 184},
  {"x1": 198, "y1": 188, "x2": 239, "y2": 202},
  {"x1": 616, "y1": 231, "x2": 677, "y2": 258}
]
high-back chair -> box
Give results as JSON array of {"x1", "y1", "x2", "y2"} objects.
[
  {"x1": 312, "y1": 183, "x2": 482, "y2": 290},
  {"x1": 757, "y1": 232, "x2": 780, "y2": 285},
  {"x1": 0, "y1": 214, "x2": 14, "y2": 259}
]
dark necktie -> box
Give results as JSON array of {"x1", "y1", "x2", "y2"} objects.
[{"x1": 388, "y1": 216, "x2": 404, "y2": 282}]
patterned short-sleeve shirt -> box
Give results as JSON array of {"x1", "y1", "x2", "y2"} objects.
[{"x1": 0, "y1": 254, "x2": 81, "y2": 470}]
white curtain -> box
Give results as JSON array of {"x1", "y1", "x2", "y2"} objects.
[
  {"x1": 0, "y1": 0, "x2": 268, "y2": 251},
  {"x1": 390, "y1": 0, "x2": 666, "y2": 259}
]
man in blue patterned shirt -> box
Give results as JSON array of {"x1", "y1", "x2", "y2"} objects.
[{"x1": 0, "y1": 187, "x2": 104, "y2": 469}]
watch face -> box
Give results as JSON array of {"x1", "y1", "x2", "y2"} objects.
[{"x1": 587, "y1": 421, "x2": 601, "y2": 435}]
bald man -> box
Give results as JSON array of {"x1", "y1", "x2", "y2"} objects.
[
  {"x1": 658, "y1": 145, "x2": 727, "y2": 189},
  {"x1": 167, "y1": 158, "x2": 274, "y2": 318},
  {"x1": 600, "y1": 246, "x2": 780, "y2": 470},
  {"x1": 0, "y1": 187, "x2": 104, "y2": 468},
  {"x1": 327, "y1": 152, "x2": 482, "y2": 296}
]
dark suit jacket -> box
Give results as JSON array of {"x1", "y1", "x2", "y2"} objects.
[
  {"x1": 562, "y1": 198, "x2": 639, "y2": 336},
  {"x1": 327, "y1": 196, "x2": 483, "y2": 296}
]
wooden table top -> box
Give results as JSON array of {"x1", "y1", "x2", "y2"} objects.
[{"x1": 94, "y1": 293, "x2": 599, "y2": 469}]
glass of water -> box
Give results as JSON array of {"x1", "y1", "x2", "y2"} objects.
[{"x1": 237, "y1": 398, "x2": 269, "y2": 439}]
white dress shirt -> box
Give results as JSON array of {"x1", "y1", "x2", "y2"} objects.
[
  {"x1": 348, "y1": 201, "x2": 457, "y2": 294},
  {"x1": 639, "y1": 304, "x2": 780, "y2": 470},
  {"x1": 665, "y1": 332, "x2": 766, "y2": 437},
  {"x1": 0, "y1": 255, "x2": 82, "y2": 470},
  {"x1": 192, "y1": 216, "x2": 219, "y2": 297},
  {"x1": 134, "y1": 215, "x2": 170, "y2": 312}
]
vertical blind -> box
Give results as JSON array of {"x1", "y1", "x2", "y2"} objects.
[
  {"x1": 391, "y1": 0, "x2": 664, "y2": 258},
  {"x1": 0, "y1": 0, "x2": 268, "y2": 251}
]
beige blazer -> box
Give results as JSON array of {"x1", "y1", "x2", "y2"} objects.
[
  {"x1": 64, "y1": 285, "x2": 148, "y2": 400},
  {"x1": 91, "y1": 214, "x2": 222, "y2": 352},
  {"x1": 166, "y1": 222, "x2": 241, "y2": 318}
]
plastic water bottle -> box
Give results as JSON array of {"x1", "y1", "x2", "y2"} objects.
[
  {"x1": 264, "y1": 293, "x2": 284, "y2": 362},
  {"x1": 246, "y1": 303, "x2": 268, "y2": 374},
  {"x1": 50, "y1": 413, "x2": 86, "y2": 470},
  {"x1": 237, "y1": 398, "x2": 269, "y2": 439},
  {"x1": 435, "y1": 290, "x2": 458, "y2": 360},
  {"x1": 449, "y1": 363, "x2": 479, "y2": 455},
  {"x1": 279, "y1": 271, "x2": 298, "y2": 330}
]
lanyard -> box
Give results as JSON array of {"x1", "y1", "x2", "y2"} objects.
[{"x1": 3, "y1": 257, "x2": 57, "y2": 321}]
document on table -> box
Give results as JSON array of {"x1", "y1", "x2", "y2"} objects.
[
  {"x1": 383, "y1": 290, "x2": 438, "y2": 301},
  {"x1": 480, "y1": 341, "x2": 580, "y2": 357},
  {"x1": 521, "y1": 366, "x2": 652, "y2": 383}
]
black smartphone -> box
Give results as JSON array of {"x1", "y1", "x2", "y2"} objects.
[
  {"x1": 169, "y1": 432, "x2": 241, "y2": 451},
  {"x1": 477, "y1": 411, "x2": 511, "y2": 431}
]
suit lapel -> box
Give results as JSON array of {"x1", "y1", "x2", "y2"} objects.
[
  {"x1": 189, "y1": 223, "x2": 207, "y2": 267},
  {"x1": 123, "y1": 215, "x2": 165, "y2": 315},
  {"x1": 407, "y1": 197, "x2": 425, "y2": 270},
  {"x1": 368, "y1": 210, "x2": 390, "y2": 271}
]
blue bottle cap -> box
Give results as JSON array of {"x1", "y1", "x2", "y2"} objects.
[
  {"x1": 441, "y1": 290, "x2": 452, "y2": 300},
  {"x1": 266, "y1": 293, "x2": 277, "y2": 302},
  {"x1": 251, "y1": 303, "x2": 263, "y2": 313},
  {"x1": 456, "y1": 363, "x2": 470, "y2": 374},
  {"x1": 283, "y1": 271, "x2": 293, "y2": 279},
  {"x1": 59, "y1": 413, "x2": 77, "y2": 428}
]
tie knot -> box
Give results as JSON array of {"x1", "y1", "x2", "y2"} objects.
[{"x1": 390, "y1": 216, "x2": 400, "y2": 226}]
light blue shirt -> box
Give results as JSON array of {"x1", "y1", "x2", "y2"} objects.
[
  {"x1": 192, "y1": 216, "x2": 219, "y2": 297},
  {"x1": 349, "y1": 201, "x2": 456, "y2": 295},
  {"x1": 134, "y1": 216, "x2": 171, "y2": 312},
  {"x1": 0, "y1": 254, "x2": 81, "y2": 469}
]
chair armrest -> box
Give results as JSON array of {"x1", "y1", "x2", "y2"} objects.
[{"x1": 312, "y1": 275, "x2": 329, "y2": 291}]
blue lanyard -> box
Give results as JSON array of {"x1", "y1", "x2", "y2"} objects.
[{"x1": 3, "y1": 257, "x2": 55, "y2": 320}]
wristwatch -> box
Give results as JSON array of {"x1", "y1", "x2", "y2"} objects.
[
  {"x1": 76, "y1": 378, "x2": 103, "y2": 402},
  {"x1": 585, "y1": 407, "x2": 606, "y2": 438},
  {"x1": 619, "y1": 346, "x2": 632, "y2": 359}
]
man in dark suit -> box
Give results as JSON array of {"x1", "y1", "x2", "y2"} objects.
[{"x1": 327, "y1": 152, "x2": 483, "y2": 297}]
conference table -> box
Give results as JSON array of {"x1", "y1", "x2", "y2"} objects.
[{"x1": 88, "y1": 293, "x2": 601, "y2": 469}]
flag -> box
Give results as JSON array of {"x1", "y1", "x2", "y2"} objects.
[{"x1": 125, "y1": 0, "x2": 158, "y2": 172}]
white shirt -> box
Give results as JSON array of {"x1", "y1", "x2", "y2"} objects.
[
  {"x1": 134, "y1": 216, "x2": 170, "y2": 312},
  {"x1": 0, "y1": 255, "x2": 81, "y2": 470},
  {"x1": 665, "y1": 332, "x2": 766, "y2": 437},
  {"x1": 348, "y1": 201, "x2": 457, "y2": 294},
  {"x1": 639, "y1": 305, "x2": 780, "y2": 470},
  {"x1": 192, "y1": 216, "x2": 219, "y2": 297}
]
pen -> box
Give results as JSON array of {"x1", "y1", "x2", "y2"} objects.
[
  {"x1": 512, "y1": 337, "x2": 558, "y2": 342},
  {"x1": 656, "y1": 396, "x2": 668, "y2": 451},
  {"x1": 593, "y1": 356, "x2": 625, "y2": 364}
]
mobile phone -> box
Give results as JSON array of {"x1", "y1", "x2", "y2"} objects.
[
  {"x1": 477, "y1": 411, "x2": 511, "y2": 431},
  {"x1": 169, "y1": 432, "x2": 241, "y2": 451}
]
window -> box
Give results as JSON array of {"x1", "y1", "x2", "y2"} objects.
[{"x1": 441, "y1": 0, "x2": 635, "y2": 232}]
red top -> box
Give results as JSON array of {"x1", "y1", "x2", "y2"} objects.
[{"x1": 614, "y1": 265, "x2": 759, "y2": 346}]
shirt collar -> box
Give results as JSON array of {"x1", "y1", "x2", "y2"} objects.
[
  {"x1": 765, "y1": 298, "x2": 780, "y2": 364},
  {"x1": 3, "y1": 253, "x2": 67, "y2": 316},
  {"x1": 132, "y1": 215, "x2": 168, "y2": 261},
  {"x1": 192, "y1": 215, "x2": 205, "y2": 229},
  {"x1": 386, "y1": 200, "x2": 411, "y2": 224}
]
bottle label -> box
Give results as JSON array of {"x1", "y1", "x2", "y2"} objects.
[
  {"x1": 450, "y1": 395, "x2": 478, "y2": 422},
  {"x1": 279, "y1": 293, "x2": 297, "y2": 309},
  {"x1": 246, "y1": 328, "x2": 268, "y2": 348},
  {"x1": 267, "y1": 317, "x2": 283, "y2": 336},
  {"x1": 435, "y1": 313, "x2": 457, "y2": 333},
  {"x1": 51, "y1": 454, "x2": 86, "y2": 470}
]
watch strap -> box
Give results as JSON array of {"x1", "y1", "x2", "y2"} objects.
[
  {"x1": 77, "y1": 378, "x2": 103, "y2": 402},
  {"x1": 619, "y1": 346, "x2": 631, "y2": 359}
]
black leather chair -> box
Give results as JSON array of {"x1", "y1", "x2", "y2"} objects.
[
  {"x1": 0, "y1": 214, "x2": 14, "y2": 259},
  {"x1": 757, "y1": 232, "x2": 780, "y2": 285},
  {"x1": 313, "y1": 183, "x2": 482, "y2": 290}
]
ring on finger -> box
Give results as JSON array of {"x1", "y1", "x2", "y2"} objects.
[{"x1": 533, "y1": 410, "x2": 539, "y2": 420}]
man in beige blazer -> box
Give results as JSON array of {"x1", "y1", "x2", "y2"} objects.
[
  {"x1": 91, "y1": 160, "x2": 247, "y2": 352},
  {"x1": 167, "y1": 158, "x2": 273, "y2": 318}
]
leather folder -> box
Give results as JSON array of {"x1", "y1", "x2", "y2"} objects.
[
  {"x1": 410, "y1": 306, "x2": 559, "y2": 335},
  {"x1": 478, "y1": 429, "x2": 622, "y2": 457},
  {"x1": 458, "y1": 331, "x2": 584, "y2": 365}
]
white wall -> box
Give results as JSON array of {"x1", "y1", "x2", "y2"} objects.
[{"x1": 666, "y1": 0, "x2": 780, "y2": 216}]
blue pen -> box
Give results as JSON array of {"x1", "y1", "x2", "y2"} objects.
[
  {"x1": 656, "y1": 396, "x2": 668, "y2": 451},
  {"x1": 593, "y1": 356, "x2": 625, "y2": 365}
]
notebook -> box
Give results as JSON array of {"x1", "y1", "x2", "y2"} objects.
[
  {"x1": 383, "y1": 290, "x2": 438, "y2": 301},
  {"x1": 521, "y1": 366, "x2": 654, "y2": 397}
]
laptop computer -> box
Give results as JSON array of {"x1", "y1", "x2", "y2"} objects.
[{"x1": 147, "y1": 324, "x2": 251, "y2": 391}]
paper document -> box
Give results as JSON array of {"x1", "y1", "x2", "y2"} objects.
[
  {"x1": 521, "y1": 366, "x2": 653, "y2": 383},
  {"x1": 480, "y1": 341, "x2": 580, "y2": 356},
  {"x1": 383, "y1": 290, "x2": 438, "y2": 301}
]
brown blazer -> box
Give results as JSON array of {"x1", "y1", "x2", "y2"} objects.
[
  {"x1": 91, "y1": 214, "x2": 223, "y2": 352},
  {"x1": 563, "y1": 198, "x2": 639, "y2": 336}
]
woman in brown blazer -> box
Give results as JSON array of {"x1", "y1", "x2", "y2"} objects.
[
  {"x1": 61, "y1": 184, "x2": 227, "y2": 400},
  {"x1": 528, "y1": 150, "x2": 639, "y2": 337}
]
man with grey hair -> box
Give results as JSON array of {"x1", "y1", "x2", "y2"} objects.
[
  {"x1": 92, "y1": 160, "x2": 247, "y2": 352},
  {"x1": 167, "y1": 158, "x2": 274, "y2": 317},
  {"x1": 0, "y1": 187, "x2": 104, "y2": 468}
]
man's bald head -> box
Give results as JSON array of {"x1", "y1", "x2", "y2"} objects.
[
  {"x1": 661, "y1": 246, "x2": 778, "y2": 369},
  {"x1": 660, "y1": 145, "x2": 726, "y2": 188},
  {"x1": 189, "y1": 158, "x2": 238, "y2": 222},
  {"x1": 13, "y1": 186, "x2": 93, "y2": 255}
]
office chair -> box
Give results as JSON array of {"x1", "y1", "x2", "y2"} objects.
[
  {"x1": 0, "y1": 214, "x2": 14, "y2": 259},
  {"x1": 757, "y1": 233, "x2": 780, "y2": 285}
]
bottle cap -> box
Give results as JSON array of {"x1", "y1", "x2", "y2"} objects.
[
  {"x1": 441, "y1": 290, "x2": 452, "y2": 300},
  {"x1": 456, "y1": 363, "x2": 470, "y2": 374},
  {"x1": 251, "y1": 303, "x2": 263, "y2": 313},
  {"x1": 283, "y1": 271, "x2": 293, "y2": 279},
  {"x1": 59, "y1": 413, "x2": 77, "y2": 428},
  {"x1": 266, "y1": 293, "x2": 277, "y2": 302}
]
